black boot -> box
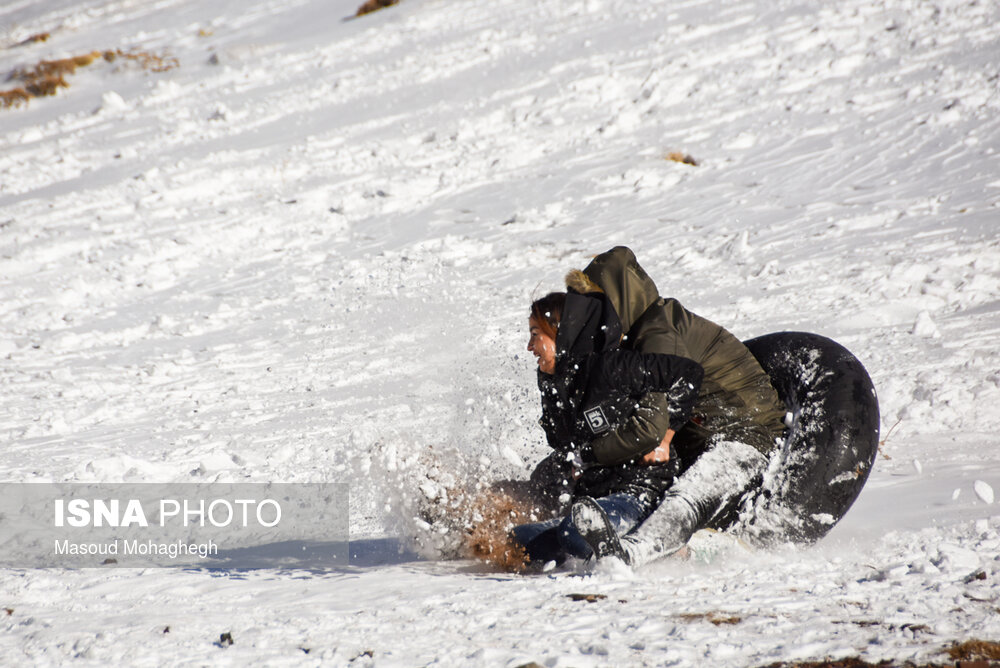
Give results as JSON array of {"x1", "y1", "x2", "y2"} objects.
[{"x1": 570, "y1": 496, "x2": 630, "y2": 564}]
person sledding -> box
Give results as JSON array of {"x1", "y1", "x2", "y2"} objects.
[
  {"x1": 510, "y1": 288, "x2": 703, "y2": 566},
  {"x1": 517, "y1": 246, "x2": 787, "y2": 568}
]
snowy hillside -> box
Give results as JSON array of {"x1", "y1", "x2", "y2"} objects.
[{"x1": 1, "y1": 0, "x2": 999, "y2": 664}]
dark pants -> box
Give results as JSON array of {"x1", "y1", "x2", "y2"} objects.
[{"x1": 511, "y1": 492, "x2": 655, "y2": 565}]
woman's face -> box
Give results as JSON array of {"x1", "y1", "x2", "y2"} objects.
[{"x1": 527, "y1": 317, "x2": 557, "y2": 375}]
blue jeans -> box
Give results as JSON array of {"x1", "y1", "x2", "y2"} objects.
[{"x1": 511, "y1": 493, "x2": 650, "y2": 564}]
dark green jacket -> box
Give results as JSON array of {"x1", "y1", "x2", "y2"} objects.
[{"x1": 572, "y1": 246, "x2": 786, "y2": 464}]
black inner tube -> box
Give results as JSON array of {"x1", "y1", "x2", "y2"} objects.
[{"x1": 742, "y1": 332, "x2": 880, "y2": 544}]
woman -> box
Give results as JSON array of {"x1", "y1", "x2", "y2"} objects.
[
  {"x1": 511, "y1": 289, "x2": 704, "y2": 566},
  {"x1": 557, "y1": 247, "x2": 787, "y2": 567}
]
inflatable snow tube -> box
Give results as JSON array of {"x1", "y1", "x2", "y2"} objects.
[{"x1": 741, "y1": 332, "x2": 880, "y2": 545}]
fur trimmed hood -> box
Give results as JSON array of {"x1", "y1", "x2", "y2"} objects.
[{"x1": 565, "y1": 269, "x2": 604, "y2": 295}]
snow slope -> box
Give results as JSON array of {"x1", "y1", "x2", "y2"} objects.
[{"x1": 1, "y1": 0, "x2": 998, "y2": 664}]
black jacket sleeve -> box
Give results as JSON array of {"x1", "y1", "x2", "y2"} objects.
[
  {"x1": 581, "y1": 392, "x2": 670, "y2": 465},
  {"x1": 579, "y1": 352, "x2": 703, "y2": 466},
  {"x1": 596, "y1": 351, "x2": 703, "y2": 429}
]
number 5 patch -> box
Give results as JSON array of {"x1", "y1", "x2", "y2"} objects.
[{"x1": 584, "y1": 406, "x2": 610, "y2": 434}]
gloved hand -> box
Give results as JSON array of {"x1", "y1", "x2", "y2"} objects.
[
  {"x1": 565, "y1": 449, "x2": 585, "y2": 480},
  {"x1": 529, "y1": 452, "x2": 579, "y2": 512}
]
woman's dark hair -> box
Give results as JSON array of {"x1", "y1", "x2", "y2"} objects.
[{"x1": 530, "y1": 292, "x2": 566, "y2": 341}]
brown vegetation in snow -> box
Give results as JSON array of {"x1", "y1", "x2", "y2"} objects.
[
  {"x1": 16, "y1": 32, "x2": 51, "y2": 46},
  {"x1": 666, "y1": 151, "x2": 699, "y2": 166},
  {"x1": 946, "y1": 638, "x2": 1000, "y2": 662},
  {"x1": 2, "y1": 49, "x2": 178, "y2": 110},
  {"x1": 355, "y1": 0, "x2": 399, "y2": 17}
]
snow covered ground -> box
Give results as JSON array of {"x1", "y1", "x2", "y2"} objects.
[{"x1": 1, "y1": 0, "x2": 998, "y2": 664}]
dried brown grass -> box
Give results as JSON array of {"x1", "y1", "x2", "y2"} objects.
[
  {"x1": 2, "y1": 48, "x2": 178, "y2": 110},
  {"x1": 760, "y1": 661, "x2": 898, "y2": 667},
  {"x1": 758, "y1": 648, "x2": 998, "y2": 668},
  {"x1": 10, "y1": 50, "x2": 102, "y2": 80},
  {"x1": 106, "y1": 49, "x2": 180, "y2": 73},
  {"x1": 677, "y1": 611, "x2": 743, "y2": 625},
  {"x1": 755, "y1": 637, "x2": 1000, "y2": 668},
  {"x1": 0, "y1": 88, "x2": 33, "y2": 108},
  {"x1": 666, "y1": 151, "x2": 699, "y2": 166},
  {"x1": 356, "y1": 0, "x2": 399, "y2": 17},
  {"x1": 17, "y1": 32, "x2": 50, "y2": 46},
  {"x1": 567, "y1": 593, "x2": 607, "y2": 602},
  {"x1": 947, "y1": 639, "x2": 1000, "y2": 662},
  {"x1": 25, "y1": 74, "x2": 70, "y2": 97}
]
